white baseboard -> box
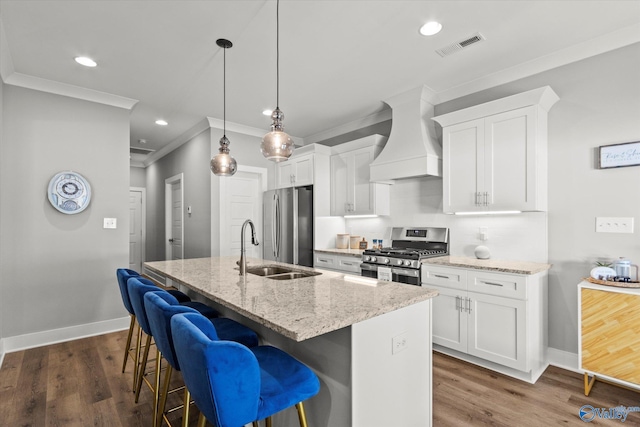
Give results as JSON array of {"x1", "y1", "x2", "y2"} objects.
[
  {"x1": 547, "y1": 347, "x2": 580, "y2": 373},
  {"x1": 0, "y1": 316, "x2": 130, "y2": 369},
  {"x1": 0, "y1": 338, "x2": 5, "y2": 370}
]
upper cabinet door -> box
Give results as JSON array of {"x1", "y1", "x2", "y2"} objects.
[
  {"x1": 443, "y1": 118, "x2": 484, "y2": 213},
  {"x1": 330, "y1": 153, "x2": 349, "y2": 215},
  {"x1": 485, "y1": 106, "x2": 537, "y2": 211},
  {"x1": 275, "y1": 153, "x2": 314, "y2": 189}
]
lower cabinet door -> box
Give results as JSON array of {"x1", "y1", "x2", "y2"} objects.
[
  {"x1": 467, "y1": 291, "x2": 527, "y2": 371},
  {"x1": 431, "y1": 285, "x2": 467, "y2": 353}
]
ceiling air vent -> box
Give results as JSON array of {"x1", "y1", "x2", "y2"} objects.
[
  {"x1": 436, "y1": 32, "x2": 485, "y2": 57},
  {"x1": 130, "y1": 147, "x2": 156, "y2": 155}
]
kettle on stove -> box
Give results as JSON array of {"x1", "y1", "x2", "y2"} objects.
[{"x1": 613, "y1": 257, "x2": 638, "y2": 281}]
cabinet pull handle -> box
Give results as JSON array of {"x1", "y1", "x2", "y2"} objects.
[
  {"x1": 434, "y1": 274, "x2": 449, "y2": 279},
  {"x1": 475, "y1": 192, "x2": 480, "y2": 206},
  {"x1": 482, "y1": 281, "x2": 503, "y2": 287},
  {"x1": 455, "y1": 296, "x2": 460, "y2": 312},
  {"x1": 466, "y1": 297, "x2": 472, "y2": 313},
  {"x1": 484, "y1": 191, "x2": 489, "y2": 206}
]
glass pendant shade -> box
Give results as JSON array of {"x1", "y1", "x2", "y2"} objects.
[
  {"x1": 261, "y1": 107, "x2": 294, "y2": 161},
  {"x1": 211, "y1": 38, "x2": 237, "y2": 176},
  {"x1": 210, "y1": 136, "x2": 237, "y2": 176}
]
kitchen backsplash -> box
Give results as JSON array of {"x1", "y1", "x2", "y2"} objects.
[{"x1": 317, "y1": 177, "x2": 548, "y2": 263}]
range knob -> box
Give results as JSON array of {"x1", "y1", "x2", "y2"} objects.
[
  {"x1": 404, "y1": 260, "x2": 412, "y2": 267},
  {"x1": 382, "y1": 258, "x2": 390, "y2": 264},
  {"x1": 396, "y1": 259, "x2": 404, "y2": 266},
  {"x1": 370, "y1": 256, "x2": 377, "y2": 263},
  {"x1": 363, "y1": 255, "x2": 370, "y2": 262}
]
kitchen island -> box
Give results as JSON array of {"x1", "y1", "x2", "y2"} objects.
[{"x1": 144, "y1": 256, "x2": 438, "y2": 427}]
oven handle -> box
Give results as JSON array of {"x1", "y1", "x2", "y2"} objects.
[
  {"x1": 391, "y1": 267, "x2": 420, "y2": 277},
  {"x1": 360, "y1": 263, "x2": 378, "y2": 272}
]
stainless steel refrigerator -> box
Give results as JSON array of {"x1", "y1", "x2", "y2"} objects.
[{"x1": 263, "y1": 185, "x2": 313, "y2": 267}]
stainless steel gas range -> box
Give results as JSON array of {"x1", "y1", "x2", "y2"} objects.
[{"x1": 360, "y1": 227, "x2": 449, "y2": 285}]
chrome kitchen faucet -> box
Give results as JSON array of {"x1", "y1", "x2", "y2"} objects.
[{"x1": 239, "y1": 219, "x2": 259, "y2": 276}]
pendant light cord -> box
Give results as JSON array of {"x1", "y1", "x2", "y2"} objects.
[
  {"x1": 223, "y1": 44, "x2": 226, "y2": 136},
  {"x1": 276, "y1": 0, "x2": 280, "y2": 109}
]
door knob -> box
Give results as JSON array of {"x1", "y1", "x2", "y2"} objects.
[{"x1": 169, "y1": 238, "x2": 175, "y2": 243}]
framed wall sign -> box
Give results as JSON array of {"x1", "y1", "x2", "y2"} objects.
[
  {"x1": 598, "y1": 141, "x2": 640, "y2": 169},
  {"x1": 47, "y1": 171, "x2": 92, "y2": 214}
]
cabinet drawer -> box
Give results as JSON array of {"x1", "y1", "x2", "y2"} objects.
[
  {"x1": 336, "y1": 256, "x2": 362, "y2": 274},
  {"x1": 421, "y1": 265, "x2": 467, "y2": 291},
  {"x1": 468, "y1": 271, "x2": 526, "y2": 300},
  {"x1": 314, "y1": 253, "x2": 337, "y2": 270}
]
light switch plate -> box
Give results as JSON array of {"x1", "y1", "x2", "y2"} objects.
[
  {"x1": 392, "y1": 332, "x2": 409, "y2": 355},
  {"x1": 595, "y1": 217, "x2": 634, "y2": 233},
  {"x1": 103, "y1": 218, "x2": 117, "y2": 229}
]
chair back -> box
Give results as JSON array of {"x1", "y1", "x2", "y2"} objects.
[
  {"x1": 144, "y1": 291, "x2": 199, "y2": 370},
  {"x1": 128, "y1": 276, "x2": 167, "y2": 335},
  {"x1": 171, "y1": 312, "x2": 260, "y2": 427},
  {"x1": 116, "y1": 268, "x2": 140, "y2": 315}
]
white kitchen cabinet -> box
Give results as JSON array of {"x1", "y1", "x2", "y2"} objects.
[
  {"x1": 276, "y1": 152, "x2": 314, "y2": 188},
  {"x1": 423, "y1": 264, "x2": 547, "y2": 383},
  {"x1": 433, "y1": 86, "x2": 558, "y2": 214},
  {"x1": 314, "y1": 251, "x2": 362, "y2": 275},
  {"x1": 330, "y1": 135, "x2": 390, "y2": 216}
]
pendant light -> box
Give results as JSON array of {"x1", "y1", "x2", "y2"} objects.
[
  {"x1": 210, "y1": 38, "x2": 238, "y2": 176},
  {"x1": 261, "y1": 0, "x2": 294, "y2": 162}
]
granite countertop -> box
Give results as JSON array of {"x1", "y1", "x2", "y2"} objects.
[
  {"x1": 144, "y1": 256, "x2": 437, "y2": 342},
  {"x1": 422, "y1": 255, "x2": 551, "y2": 275},
  {"x1": 314, "y1": 248, "x2": 364, "y2": 257}
]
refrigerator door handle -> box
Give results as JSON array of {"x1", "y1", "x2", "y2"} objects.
[{"x1": 274, "y1": 193, "x2": 280, "y2": 259}]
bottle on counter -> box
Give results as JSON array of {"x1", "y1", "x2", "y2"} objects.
[
  {"x1": 372, "y1": 239, "x2": 378, "y2": 250},
  {"x1": 359, "y1": 237, "x2": 368, "y2": 250}
]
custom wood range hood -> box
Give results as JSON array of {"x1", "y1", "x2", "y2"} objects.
[{"x1": 370, "y1": 85, "x2": 443, "y2": 182}]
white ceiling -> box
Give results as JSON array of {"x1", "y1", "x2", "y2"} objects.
[{"x1": 1, "y1": 1, "x2": 639, "y2": 162}]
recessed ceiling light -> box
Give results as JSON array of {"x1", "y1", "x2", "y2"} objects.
[
  {"x1": 419, "y1": 21, "x2": 442, "y2": 36},
  {"x1": 155, "y1": 120, "x2": 168, "y2": 126},
  {"x1": 262, "y1": 109, "x2": 273, "y2": 116},
  {"x1": 75, "y1": 56, "x2": 97, "y2": 67}
]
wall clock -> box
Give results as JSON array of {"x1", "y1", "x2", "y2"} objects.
[{"x1": 47, "y1": 171, "x2": 92, "y2": 214}]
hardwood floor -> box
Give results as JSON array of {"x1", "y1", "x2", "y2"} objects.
[{"x1": 1, "y1": 330, "x2": 638, "y2": 426}]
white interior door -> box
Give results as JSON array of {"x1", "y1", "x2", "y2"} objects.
[
  {"x1": 129, "y1": 188, "x2": 145, "y2": 272},
  {"x1": 165, "y1": 173, "x2": 184, "y2": 260},
  {"x1": 219, "y1": 166, "x2": 266, "y2": 258}
]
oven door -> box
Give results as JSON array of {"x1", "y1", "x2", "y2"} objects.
[
  {"x1": 391, "y1": 267, "x2": 421, "y2": 286},
  {"x1": 360, "y1": 262, "x2": 378, "y2": 279}
]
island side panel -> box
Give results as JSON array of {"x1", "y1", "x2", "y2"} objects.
[{"x1": 352, "y1": 299, "x2": 432, "y2": 427}]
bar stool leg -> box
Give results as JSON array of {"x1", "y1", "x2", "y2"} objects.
[
  {"x1": 295, "y1": 402, "x2": 309, "y2": 427},
  {"x1": 122, "y1": 314, "x2": 136, "y2": 373},
  {"x1": 152, "y1": 349, "x2": 162, "y2": 427},
  {"x1": 135, "y1": 333, "x2": 152, "y2": 402},
  {"x1": 182, "y1": 389, "x2": 191, "y2": 427},
  {"x1": 197, "y1": 412, "x2": 207, "y2": 427},
  {"x1": 156, "y1": 364, "x2": 173, "y2": 427},
  {"x1": 266, "y1": 417, "x2": 272, "y2": 427},
  {"x1": 133, "y1": 325, "x2": 143, "y2": 392}
]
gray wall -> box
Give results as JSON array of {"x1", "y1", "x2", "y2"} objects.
[
  {"x1": 434, "y1": 43, "x2": 640, "y2": 353},
  {"x1": 130, "y1": 166, "x2": 146, "y2": 188},
  {"x1": 0, "y1": 85, "x2": 130, "y2": 338},
  {"x1": 145, "y1": 126, "x2": 272, "y2": 262}
]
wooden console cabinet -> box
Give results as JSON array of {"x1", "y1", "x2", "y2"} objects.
[{"x1": 579, "y1": 281, "x2": 640, "y2": 395}]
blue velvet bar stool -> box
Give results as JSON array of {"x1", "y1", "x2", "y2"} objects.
[
  {"x1": 144, "y1": 291, "x2": 259, "y2": 427},
  {"x1": 127, "y1": 276, "x2": 221, "y2": 425},
  {"x1": 171, "y1": 312, "x2": 320, "y2": 427},
  {"x1": 116, "y1": 268, "x2": 192, "y2": 389}
]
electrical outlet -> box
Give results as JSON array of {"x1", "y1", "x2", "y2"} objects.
[
  {"x1": 392, "y1": 332, "x2": 408, "y2": 355},
  {"x1": 595, "y1": 217, "x2": 634, "y2": 234},
  {"x1": 103, "y1": 218, "x2": 117, "y2": 229},
  {"x1": 479, "y1": 227, "x2": 488, "y2": 241}
]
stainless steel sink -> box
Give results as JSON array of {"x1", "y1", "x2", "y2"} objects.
[
  {"x1": 246, "y1": 265, "x2": 322, "y2": 280},
  {"x1": 267, "y1": 272, "x2": 316, "y2": 280},
  {"x1": 246, "y1": 265, "x2": 294, "y2": 276}
]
